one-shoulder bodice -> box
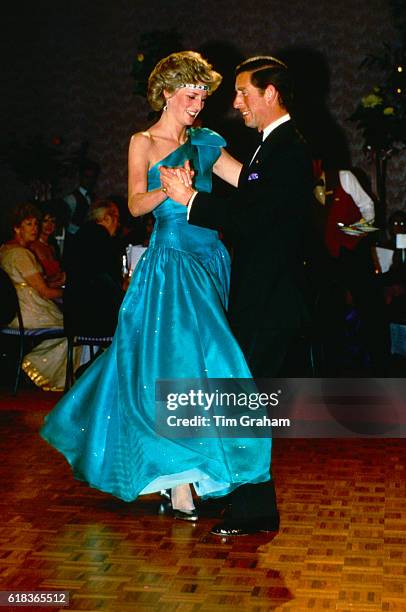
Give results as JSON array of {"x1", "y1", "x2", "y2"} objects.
[{"x1": 147, "y1": 127, "x2": 226, "y2": 258}]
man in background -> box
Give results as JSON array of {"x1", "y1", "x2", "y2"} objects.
[
  {"x1": 312, "y1": 159, "x2": 390, "y2": 375},
  {"x1": 64, "y1": 200, "x2": 124, "y2": 337},
  {"x1": 64, "y1": 160, "x2": 100, "y2": 236}
]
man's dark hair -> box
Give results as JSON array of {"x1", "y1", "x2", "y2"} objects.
[{"x1": 235, "y1": 55, "x2": 294, "y2": 112}]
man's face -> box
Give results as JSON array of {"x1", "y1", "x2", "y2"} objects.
[{"x1": 233, "y1": 71, "x2": 268, "y2": 131}]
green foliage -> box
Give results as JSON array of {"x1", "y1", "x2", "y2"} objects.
[{"x1": 350, "y1": 43, "x2": 406, "y2": 155}]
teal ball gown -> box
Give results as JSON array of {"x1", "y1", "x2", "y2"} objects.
[{"x1": 40, "y1": 128, "x2": 272, "y2": 502}]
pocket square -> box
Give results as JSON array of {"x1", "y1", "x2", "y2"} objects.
[{"x1": 248, "y1": 172, "x2": 259, "y2": 181}]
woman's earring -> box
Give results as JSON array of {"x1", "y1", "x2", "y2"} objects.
[{"x1": 163, "y1": 104, "x2": 167, "y2": 111}]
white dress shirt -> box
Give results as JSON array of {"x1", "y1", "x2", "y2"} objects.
[{"x1": 338, "y1": 170, "x2": 375, "y2": 223}]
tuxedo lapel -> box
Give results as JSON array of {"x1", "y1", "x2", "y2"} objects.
[
  {"x1": 239, "y1": 143, "x2": 269, "y2": 187},
  {"x1": 238, "y1": 122, "x2": 294, "y2": 187},
  {"x1": 260, "y1": 120, "x2": 293, "y2": 154},
  {"x1": 238, "y1": 132, "x2": 264, "y2": 186}
]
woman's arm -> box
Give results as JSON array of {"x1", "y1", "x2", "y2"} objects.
[
  {"x1": 213, "y1": 148, "x2": 242, "y2": 188},
  {"x1": 128, "y1": 132, "x2": 167, "y2": 217},
  {"x1": 24, "y1": 271, "x2": 63, "y2": 300}
]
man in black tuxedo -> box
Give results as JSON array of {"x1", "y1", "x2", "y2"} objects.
[
  {"x1": 63, "y1": 200, "x2": 125, "y2": 337},
  {"x1": 160, "y1": 56, "x2": 314, "y2": 536}
]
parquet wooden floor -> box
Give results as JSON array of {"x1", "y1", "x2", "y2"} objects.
[{"x1": 0, "y1": 388, "x2": 406, "y2": 611}]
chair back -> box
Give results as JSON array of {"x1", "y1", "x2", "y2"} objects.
[{"x1": 0, "y1": 267, "x2": 19, "y2": 327}]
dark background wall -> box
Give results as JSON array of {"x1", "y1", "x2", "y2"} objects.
[{"x1": 1, "y1": 0, "x2": 405, "y2": 222}]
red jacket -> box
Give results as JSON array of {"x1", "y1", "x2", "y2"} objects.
[{"x1": 324, "y1": 172, "x2": 363, "y2": 258}]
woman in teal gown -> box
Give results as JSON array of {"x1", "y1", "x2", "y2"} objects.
[{"x1": 40, "y1": 51, "x2": 272, "y2": 517}]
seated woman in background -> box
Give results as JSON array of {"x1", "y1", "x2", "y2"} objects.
[
  {"x1": 29, "y1": 202, "x2": 66, "y2": 287},
  {"x1": 0, "y1": 202, "x2": 78, "y2": 391}
]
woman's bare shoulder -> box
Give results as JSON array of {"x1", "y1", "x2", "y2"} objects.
[{"x1": 129, "y1": 130, "x2": 154, "y2": 150}]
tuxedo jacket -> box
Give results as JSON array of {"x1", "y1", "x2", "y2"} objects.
[
  {"x1": 189, "y1": 121, "x2": 314, "y2": 359},
  {"x1": 64, "y1": 223, "x2": 124, "y2": 335}
]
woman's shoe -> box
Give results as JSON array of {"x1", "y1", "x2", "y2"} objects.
[
  {"x1": 172, "y1": 508, "x2": 198, "y2": 522},
  {"x1": 160, "y1": 489, "x2": 171, "y2": 502},
  {"x1": 158, "y1": 489, "x2": 172, "y2": 515}
]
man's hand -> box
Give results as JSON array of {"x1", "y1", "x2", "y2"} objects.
[{"x1": 159, "y1": 160, "x2": 196, "y2": 206}]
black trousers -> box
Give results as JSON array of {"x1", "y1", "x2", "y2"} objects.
[
  {"x1": 227, "y1": 479, "x2": 279, "y2": 521},
  {"x1": 243, "y1": 327, "x2": 311, "y2": 379},
  {"x1": 220, "y1": 327, "x2": 301, "y2": 523}
]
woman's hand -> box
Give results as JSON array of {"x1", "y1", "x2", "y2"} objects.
[
  {"x1": 160, "y1": 161, "x2": 196, "y2": 206},
  {"x1": 47, "y1": 271, "x2": 66, "y2": 288},
  {"x1": 25, "y1": 271, "x2": 63, "y2": 300}
]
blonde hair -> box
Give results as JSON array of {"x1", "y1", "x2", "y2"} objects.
[{"x1": 147, "y1": 51, "x2": 222, "y2": 111}]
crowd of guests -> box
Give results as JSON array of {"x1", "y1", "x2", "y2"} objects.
[
  {"x1": 0, "y1": 202, "x2": 71, "y2": 391},
  {"x1": 0, "y1": 177, "x2": 153, "y2": 391},
  {"x1": 0, "y1": 160, "x2": 405, "y2": 391}
]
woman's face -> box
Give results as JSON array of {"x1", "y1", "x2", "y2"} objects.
[
  {"x1": 41, "y1": 214, "x2": 57, "y2": 237},
  {"x1": 14, "y1": 216, "x2": 38, "y2": 246},
  {"x1": 165, "y1": 86, "x2": 208, "y2": 126}
]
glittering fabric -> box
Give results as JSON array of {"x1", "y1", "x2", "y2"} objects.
[{"x1": 40, "y1": 128, "x2": 272, "y2": 502}]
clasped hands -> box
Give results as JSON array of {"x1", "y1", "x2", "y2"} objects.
[{"x1": 159, "y1": 160, "x2": 196, "y2": 206}]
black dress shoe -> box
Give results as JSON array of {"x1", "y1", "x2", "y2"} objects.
[
  {"x1": 173, "y1": 508, "x2": 198, "y2": 522},
  {"x1": 210, "y1": 516, "x2": 279, "y2": 536}
]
